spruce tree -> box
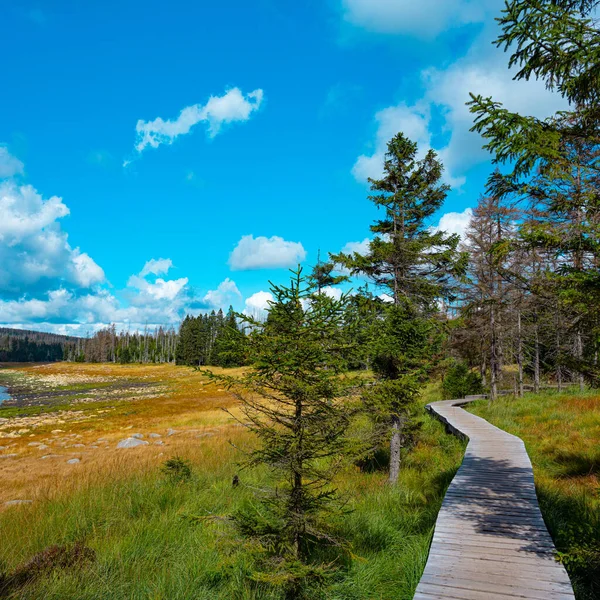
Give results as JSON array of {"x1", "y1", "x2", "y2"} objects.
[
  {"x1": 332, "y1": 133, "x2": 466, "y2": 310},
  {"x1": 213, "y1": 306, "x2": 246, "y2": 367},
  {"x1": 468, "y1": 0, "x2": 600, "y2": 386},
  {"x1": 332, "y1": 132, "x2": 466, "y2": 483},
  {"x1": 213, "y1": 269, "x2": 358, "y2": 599}
]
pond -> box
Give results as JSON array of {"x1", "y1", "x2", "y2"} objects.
[{"x1": 0, "y1": 386, "x2": 10, "y2": 406}]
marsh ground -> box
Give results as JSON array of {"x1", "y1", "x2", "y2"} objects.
[
  {"x1": 0, "y1": 362, "x2": 244, "y2": 506},
  {"x1": 0, "y1": 362, "x2": 465, "y2": 599}
]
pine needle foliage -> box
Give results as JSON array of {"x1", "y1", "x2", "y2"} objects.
[
  {"x1": 467, "y1": 0, "x2": 600, "y2": 385},
  {"x1": 212, "y1": 268, "x2": 361, "y2": 600},
  {"x1": 331, "y1": 132, "x2": 466, "y2": 483},
  {"x1": 331, "y1": 132, "x2": 466, "y2": 310}
]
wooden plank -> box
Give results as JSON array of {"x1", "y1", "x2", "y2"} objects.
[
  {"x1": 419, "y1": 574, "x2": 572, "y2": 600},
  {"x1": 424, "y1": 565, "x2": 573, "y2": 594},
  {"x1": 413, "y1": 398, "x2": 575, "y2": 599}
]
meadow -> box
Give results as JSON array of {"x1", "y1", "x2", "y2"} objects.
[
  {"x1": 1, "y1": 363, "x2": 598, "y2": 599},
  {"x1": 0, "y1": 363, "x2": 465, "y2": 599}
]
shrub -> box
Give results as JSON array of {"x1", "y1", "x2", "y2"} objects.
[
  {"x1": 161, "y1": 456, "x2": 192, "y2": 483},
  {"x1": 442, "y1": 362, "x2": 484, "y2": 400}
]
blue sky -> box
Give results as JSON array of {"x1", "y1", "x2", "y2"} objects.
[{"x1": 0, "y1": 0, "x2": 565, "y2": 334}]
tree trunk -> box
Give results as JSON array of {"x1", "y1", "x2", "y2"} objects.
[
  {"x1": 389, "y1": 414, "x2": 402, "y2": 484},
  {"x1": 517, "y1": 309, "x2": 524, "y2": 397},
  {"x1": 576, "y1": 328, "x2": 585, "y2": 392},
  {"x1": 490, "y1": 304, "x2": 498, "y2": 401},
  {"x1": 556, "y1": 315, "x2": 563, "y2": 393},
  {"x1": 533, "y1": 312, "x2": 540, "y2": 394}
]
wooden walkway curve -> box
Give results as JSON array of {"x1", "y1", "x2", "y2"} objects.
[{"x1": 414, "y1": 397, "x2": 575, "y2": 600}]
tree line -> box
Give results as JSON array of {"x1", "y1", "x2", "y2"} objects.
[{"x1": 0, "y1": 328, "x2": 77, "y2": 362}]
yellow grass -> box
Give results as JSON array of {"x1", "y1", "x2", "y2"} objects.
[{"x1": 0, "y1": 363, "x2": 246, "y2": 505}]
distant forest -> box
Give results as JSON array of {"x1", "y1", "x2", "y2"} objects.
[
  {"x1": 0, "y1": 307, "x2": 248, "y2": 367},
  {"x1": 0, "y1": 328, "x2": 79, "y2": 362}
]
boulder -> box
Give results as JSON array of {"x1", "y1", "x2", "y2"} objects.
[{"x1": 117, "y1": 437, "x2": 149, "y2": 449}]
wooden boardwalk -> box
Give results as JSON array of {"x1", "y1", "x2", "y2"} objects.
[{"x1": 414, "y1": 398, "x2": 575, "y2": 600}]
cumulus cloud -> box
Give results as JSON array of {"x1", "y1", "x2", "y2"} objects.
[
  {"x1": 133, "y1": 87, "x2": 264, "y2": 155},
  {"x1": 352, "y1": 102, "x2": 465, "y2": 188},
  {"x1": 202, "y1": 278, "x2": 241, "y2": 309},
  {"x1": 243, "y1": 290, "x2": 273, "y2": 318},
  {"x1": 341, "y1": 237, "x2": 371, "y2": 256},
  {"x1": 0, "y1": 152, "x2": 217, "y2": 331},
  {"x1": 422, "y1": 39, "x2": 568, "y2": 178},
  {"x1": 321, "y1": 286, "x2": 343, "y2": 301},
  {"x1": 341, "y1": 0, "x2": 499, "y2": 38},
  {"x1": 433, "y1": 208, "x2": 473, "y2": 240},
  {"x1": 140, "y1": 258, "x2": 173, "y2": 277},
  {"x1": 229, "y1": 235, "x2": 307, "y2": 270},
  {"x1": 0, "y1": 178, "x2": 105, "y2": 298},
  {"x1": 352, "y1": 13, "x2": 568, "y2": 188},
  {"x1": 127, "y1": 274, "x2": 189, "y2": 302},
  {"x1": 0, "y1": 147, "x2": 24, "y2": 178},
  {"x1": 71, "y1": 250, "x2": 106, "y2": 287},
  {"x1": 0, "y1": 262, "x2": 243, "y2": 331}
]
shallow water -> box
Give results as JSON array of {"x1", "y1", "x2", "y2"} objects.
[{"x1": 0, "y1": 385, "x2": 10, "y2": 406}]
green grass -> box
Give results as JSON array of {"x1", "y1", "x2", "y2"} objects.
[
  {"x1": 0, "y1": 413, "x2": 465, "y2": 600},
  {"x1": 469, "y1": 391, "x2": 600, "y2": 600}
]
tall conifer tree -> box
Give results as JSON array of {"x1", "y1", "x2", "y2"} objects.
[{"x1": 333, "y1": 133, "x2": 466, "y2": 483}]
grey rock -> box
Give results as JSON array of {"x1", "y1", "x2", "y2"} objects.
[
  {"x1": 117, "y1": 437, "x2": 149, "y2": 449},
  {"x1": 28, "y1": 442, "x2": 41, "y2": 447},
  {"x1": 71, "y1": 444, "x2": 85, "y2": 448},
  {"x1": 41, "y1": 455, "x2": 61, "y2": 459},
  {"x1": 148, "y1": 433, "x2": 161, "y2": 439},
  {"x1": 66, "y1": 458, "x2": 80, "y2": 464},
  {"x1": 131, "y1": 433, "x2": 144, "y2": 439},
  {"x1": 154, "y1": 440, "x2": 164, "y2": 446},
  {"x1": 167, "y1": 429, "x2": 178, "y2": 436},
  {"x1": 0, "y1": 454, "x2": 18, "y2": 458}
]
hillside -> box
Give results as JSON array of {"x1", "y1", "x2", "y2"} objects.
[{"x1": 0, "y1": 328, "x2": 80, "y2": 363}]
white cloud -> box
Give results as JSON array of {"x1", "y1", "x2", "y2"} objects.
[
  {"x1": 0, "y1": 147, "x2": 24, "y2": 178},
  {"x1": 71, "y1": 250, "x2": 106, "y2": 287},
  {"x1": 243, "y1": 290, "x2": 273, "y2": 318},
  {"x1": 422, "y1": 42, "x2": 568, "y2": 177},
  {"x1": 341, "y1": 237, "x2": 371, "y2": 256},
  {"x1": 229, "y1": 234, "x2": 307, "y2": 270},
  {"x1": 202, "y1": 278, "x2": 241, "y2": 309},
  {"x1": 0, "y1": 155, "x2": 225, "y2": 331},
  {"x1": 352, "y1": 102, "x2": 465, "y2": 188},
  {"x1": 0, "y1": 180, "x2": 105, "y2": 297},
  {"x1": 127, "y1": 274, "x2": 189, "y2": 302},
  {"x1": 341, "y1": 0, "x2": 499, "y2": 38},
  {"x1": 352, "y1": 12, "x2": 568, "y2": 188},
  {"x1": 322, "y1": 286, "x2": 343, "y2": 301},
  {"x1": 133, "y1": 87, "x2": 264, "y2": 154},
  {"x1": 140, "y1": 258, "x2": 173, "y2": 277},
  {"x1": 433, "y1": 208, "x2": 473, "y2": 240}
]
